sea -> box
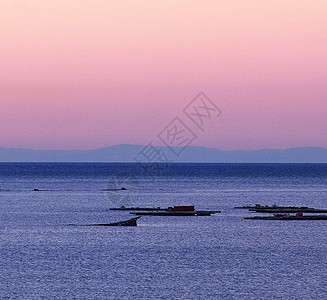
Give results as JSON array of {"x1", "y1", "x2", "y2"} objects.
[{"x1": 0, "y1": 163, "x2": 326, "y2": 300}]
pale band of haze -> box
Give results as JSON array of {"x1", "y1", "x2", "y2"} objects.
[{"x1": 0, "y1": 1, "x2": 326, "y2": 150}]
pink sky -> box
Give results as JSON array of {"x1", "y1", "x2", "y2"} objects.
[{"x1": 0, "y1": 0, "x2": 326, "y2": 150}]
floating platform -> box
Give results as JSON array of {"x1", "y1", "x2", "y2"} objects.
[
  {"x1": 127, "y1": 205, "x2": 220, "y2": 216},
  {"x1": 249, "y1": 208, "x2": 327, "y2": 213},
  {"x1": 234, "y1": 204, "x2": 327, "y2": 213},
  {"x1": 235, "y1": 204, "x2": 311, "y2": 210},
  {"x1": 110, "y1": 207, "x2": 166, "y2": 211},
  {"x1": 110, "y1": 205, "x2": 221, "y2": 216},
  {"x1": 130, "y1": 210, "x2": 221, "y2": 216},
  {"x1": 245, "y1": 215, "x2": 327, "y2": 220}
]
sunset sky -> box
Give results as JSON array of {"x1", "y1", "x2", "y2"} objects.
[{"x1": 0, "y1": 0, "x2": 326, "y2": 150}]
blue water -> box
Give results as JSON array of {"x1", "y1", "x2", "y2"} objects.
[{"x1": 0, "y1": 163, "x2": 326, "y2": 299}]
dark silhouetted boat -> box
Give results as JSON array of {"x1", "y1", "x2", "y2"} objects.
[
  {"x1": 102, "y1": 187, "x2": 127, "y2": 191},
  {"x1": 88, "y1": 217, "x2": 141, "y2": 226}
]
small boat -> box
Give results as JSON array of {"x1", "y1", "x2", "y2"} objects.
[
  {"x1": 102, "y1": 187, "x2": 127, "y2": 191},
  {"x1": 88, "y1": 217, "x2": 141, "y2": 226},
  {"x1": 129, "y1": 206, "x2": 220, "y2": 216}
]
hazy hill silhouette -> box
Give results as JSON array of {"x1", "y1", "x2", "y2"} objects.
[{"x1": 0, "y1": 145, "x2": 326, "y2": 163}]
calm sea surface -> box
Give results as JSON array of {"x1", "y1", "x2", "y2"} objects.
[{"x1": 0, "y1": 163, "x2": 326, "y2": 299}]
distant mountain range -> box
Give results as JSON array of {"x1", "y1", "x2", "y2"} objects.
[{"x1": 0, "y1": 144, "x2": 326, "y2": 163}]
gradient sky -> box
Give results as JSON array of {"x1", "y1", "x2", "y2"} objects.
[{"x1": 0, "y1": 0, "x2": 326, "y2": 150}]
